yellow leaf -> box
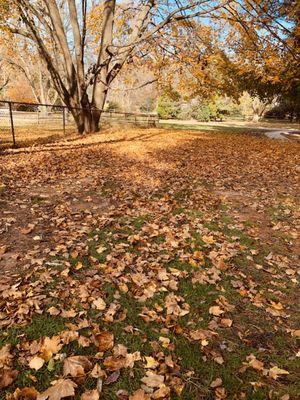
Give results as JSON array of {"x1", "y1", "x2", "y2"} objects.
[{"x1": 268, "y1": 366, "x2": 289, "y2": 380}]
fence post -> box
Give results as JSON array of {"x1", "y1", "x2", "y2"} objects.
[
  {"x1": 8, "y1": 102, "x2": 16, "y2": 147},
  {"x1": 62, "y1": 107, "x2": 66, "y2": 135}
]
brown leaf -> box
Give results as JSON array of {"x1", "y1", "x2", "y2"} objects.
[
  {"x1": 40, "y1": 336, "x2": 62, "y2": 361},
  {"x1": 141, "y1": 371, "x2": 164, "y2": 388},
  {"x1": 60, "y1": 309, "x2": 77, "y2": 318},
  {"x1": 246, "y1": 354, "x2": 264, "y2": 371},
  {"x1": 0, "y1": 344, "x2": 13, "y2": 368},
  {"x1": 0, "y1": 245, "x2": 7, "y2": 256},
  {"x1": 9, "y1": 387, "x2": 38, "y2": 400},
  {"x1": 81, "y1": 389, "x2": 99, "y2": 400},
  {"x1": 209, "y1": 306, "x2": 224, "y2": 316},
  {"x1": 129, "y1": 389, "x2": 151, "y2": 400},
  {"x1": 94, "y1": 331, "x2": 114, "y2": 352},
  {"x1": 220, "y1": 318, "x2": 233, "y2": 327},
  {"x1": 210, "y1": 378, "x2": 222, "y2": 388},
  {"x1": 20, "y1": 224, "x2": 35, "y2": 235},
  {"x1": 63, "y1": 356, "x2": 92, "y2": 377},
  {"x1": 190, "y1": 329, "x2": 218, "y2": 341},
  {"x1": 151, "y1": 385, "x2": 170, "y2": 399},
  {"x1": 103, "y1": 356, "x2": 126, "y2": 371},
  {"x1": 92, "y1": 298, "x2": 106, "y2": 311},
  {"x1": 124, "y1": 351, "x2": 141, "y2": 368},
  {"x1": 0, "y1": 368, "x2": 19, "y2": 389},
  {"x1": 47, "y1": 307, "x2": 61, "y2": 316},
  {"x1": 37, "y1": 379, "x2": 77, "y2": 400},
  {"x1": 90, "y1": 364, "x2": 105, "y2": 378}
]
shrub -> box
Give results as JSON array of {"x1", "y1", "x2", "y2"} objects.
[
  {"x1": 105, "y1": 101, "x2": 121, "y2": 112},
  {"x1": 157, "y1": 94, "x2": 180, "y2": 119},
  {"x1": 195, "y1": 104, "x2": 212, "y2": 121}
]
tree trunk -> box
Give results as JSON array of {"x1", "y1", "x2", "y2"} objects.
[
  {"x1": 91, "y1": 0, "x2": 116, "y2": 131},
  {"x1": 71, "y1": 108, "x2": 94, "y2": 134},
  {"x1": 91, "y1": 90, "x2": 107, "y2": 132}
]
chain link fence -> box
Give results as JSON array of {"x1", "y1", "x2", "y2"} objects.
[{"x1": 0, "y1": 100, "x2": 158, "y2": 149}]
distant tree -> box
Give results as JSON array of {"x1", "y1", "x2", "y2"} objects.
[
  {"x1": 140, "y1": 98, "x2": 155, "y2": 113},
  {"x1": 238, "y1": 92, "x2": 276, "y2": 121},
  {"x1": 157, "y1": 88, "x2": 181, "y2": 119}
]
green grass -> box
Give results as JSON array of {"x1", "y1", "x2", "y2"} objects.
[{"x1": 25, "y1": 315, "x2": 66, "y2": 340}]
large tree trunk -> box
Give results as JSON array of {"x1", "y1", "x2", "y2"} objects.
[
  {"x1": 71, "y1": 108, "x2": 94, "y2": 134},
  {"x1": 91, "y1": 0, "x2": 116, "y2": 132}
]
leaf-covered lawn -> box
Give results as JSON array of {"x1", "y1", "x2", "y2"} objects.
[{"x1": 0, "y1": 128, "x2": 299, "y2": 400}]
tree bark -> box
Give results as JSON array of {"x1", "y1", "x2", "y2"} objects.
[
  {"x1": 91, "y1": 0, "x2": 116, "y2": 132},
  {"x1": 71, "y1": 107, "x2": 94, "y2": 135}
]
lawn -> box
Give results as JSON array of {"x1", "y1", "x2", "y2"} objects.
[{"x1": 0, "y1": 128, "x2": 299, "y2": 400}]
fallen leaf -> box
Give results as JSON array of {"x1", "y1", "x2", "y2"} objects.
[
  {"x1": 9, "y1": 387, "x2": 38, "y2": 399},
  {"x1": 246, "y1": 354, "x2": 264, "y2": 371},
  {"x1": 151, "y1": 385, "x2": 170, "y2": 399},
  {"x1": 90, "y1": 364, "x2": 105, "y2": 378},
  {"x1": 0, "y1": 368, "x2": 19, "y2": 389},
  {"x1": 0, "y1": 344, "x2": 13, "y2": 368},
  {"x1": 94, "y1": 331, "x2": 114, "y2": 351},
  {"x1": 129, "y1": 389, "x2": 151, "y2": 400},
  {"x1": 63, "y1": 356, "x2": 92, "y2": 377},
  {"x1": 47, "y1": 307, "x2": 60, "y2": 316},
  {"x1": 268, "y1": 366, "x2": 289, "y2": 380},
  {"x1": 40, "y1": 336, "x2": 62, "y2": 361},
  {"x1": 220, "y1": 318, "x2": 233, "y2": 327},
  {"x1": 104, "y1": 370, "x2": 120, "y2": 385},
  {"x1": 141, "y1": 371, "x2": 164, "y2": 388},
  {"x1": 159, "y1": 337, "x2": 170, "y2": 348},
  {"x1": 209, "y1": 306, "x2": 224, "y2": 316},
  {"x1": 29, "y1": 356, "x2": 45, "y2": 371},
  {"x1": 81, "y1": 389, "x2": 99, "y2": 400},
  {"x1": 20, "y1": 224, "x2": 35, "y2": 235},
  {"x1": 0, "y1": 245, "x2": 7, "y2": 256},
  {"x1": 92, "y1": 298, "x2": 106, "y2": 311},
  {"x1": 210, "y1": 377, "x2": 222, "y2": 388},
  {"x1": 202, "y1": 235, "x2": 215, "y2": 244},
  {"x1": 37, "y1": 379, "x2": 77, "y2": 400},
  {"x1": 103, "y1": 356, "x2": 126, "y2": 371},
  {"x1": 144, "y1": 356, "x2": 159, "y2": 369},
  {"x1": 96, "y1": 246, "x2": 106, "y2": 254},
  {"x1": 60, "y1": 309, "x2": 77, "y2": 318}
]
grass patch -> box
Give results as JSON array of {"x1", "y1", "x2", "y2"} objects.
[{"x1": 25, "y1": 314, "x2": 66, "y2": 340}]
